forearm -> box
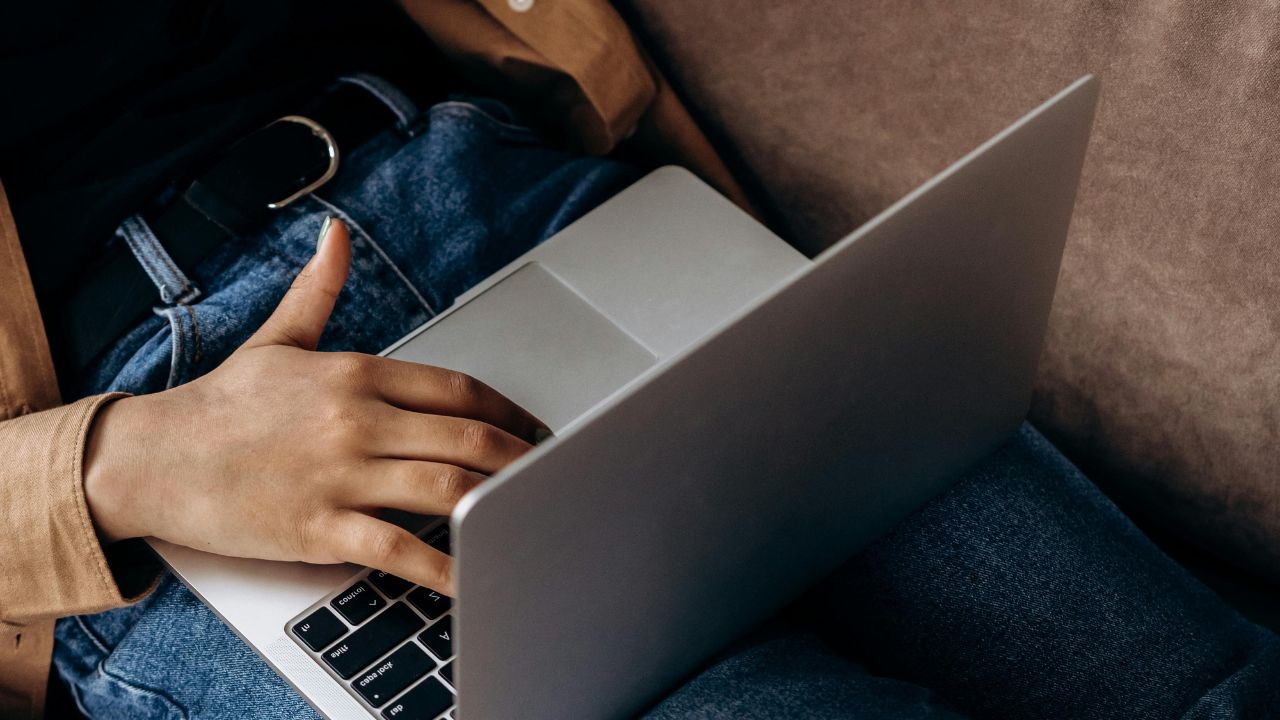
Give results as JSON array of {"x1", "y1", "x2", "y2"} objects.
[
  {"x1": 0, "y1": 395, "x2": 160, "y2": 624},
  {"x1": 23, "y1": 219, "x2": 542, "y2": 605}
]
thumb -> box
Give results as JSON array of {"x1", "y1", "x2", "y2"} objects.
[{"x1": 245, "y1": 216, "x2": 351, "y2": 350}]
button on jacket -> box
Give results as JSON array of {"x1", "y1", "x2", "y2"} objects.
[{"x1": 0, "y1": 1, "x2": 750, "y2": 715}]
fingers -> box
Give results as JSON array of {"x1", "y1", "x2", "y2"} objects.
[
  {"x1": 373, "y1": 408, "x2": 534, "y2": 475},
  {"x1": 324, "y1": 512, "x2": 454, "y2": 595},
  {"x1": 369, "y1": 358, "x2": 547, "y2": 443},
  {"x1": 352, "y1": 460, "x2": 485, "y2": 516},
  {"x1": 245, "y1": 216, "x2": 351, "y2": 350}
]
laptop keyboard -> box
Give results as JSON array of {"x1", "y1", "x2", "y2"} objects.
[{"x1": 289, "y1": 522, "x2": 456, "y2": 720}]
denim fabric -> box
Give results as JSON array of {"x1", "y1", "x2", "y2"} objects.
[
  {"x1": 115, "y1": 215, "x2": 201, "y2": 306},
  {"x1": 72, "y1": 97, "x2": 639, "y2": 399},
  {"x1": 54, "y1": 96, "x2": 641, "y2": 719},
  {"x1": 644, "y1": 631, "x2": 967, "y2": 720},
  {"x1": 644, "y1": 425, "x2": 1280, "y2": 720},
  {"x1": 802, "y1": 424, "x2": 1280, "y2": 720},
  {"x1": 53, "y1": 97, "x2": 1280, "y2": 719},
  {"x1": 56, "y1": 576, "x2": 309, "y2": 720}
]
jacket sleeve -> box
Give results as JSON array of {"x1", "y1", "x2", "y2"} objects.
[
  {"x1": 397, "y1": 0, "x2": 656, "y2": 155},
  {"x1": 396, "y1": 0, "x2": 761, "y2": 215},
  {"x1": 0, "y1": 181, "x2": 160, "y2": 628},
  {"x1": 0, "y1": 394, "x2": 161, "y2": 625}
]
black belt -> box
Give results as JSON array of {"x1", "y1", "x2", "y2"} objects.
[{"x1": 59, "y1": 82, "x2": 409, "y2": 375}]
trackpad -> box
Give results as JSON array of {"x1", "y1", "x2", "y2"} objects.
[{"x1": 386, "y1": 263, "x2": 657, "y2": 431}]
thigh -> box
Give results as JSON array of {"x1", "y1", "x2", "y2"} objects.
[
  {"x1": 322, "y1": 97, "x2": 645, "y2": 317},
  {"x1": 59, "y1": 97, "x2": 641, "y2": 716},
  {"x1": 54, "y1": 576, "x2": 319, "y2": 720},
  {"x1": 800, "y1": 424, "x2": 1280, "y2": 720},
  {"x1": 75, "y1": 97, "x2": 641, "y2": 397},
  {"x1": 643, "y1": 630, "x2": 967, "y2": 720}
]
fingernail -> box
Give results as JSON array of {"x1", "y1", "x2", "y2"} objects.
[
  {"x1": 534, "y1": 427, "x2": 554, "y2": 445},
  {"x1": 316, "y1": 215, "x2": 333, "y2": 252}
]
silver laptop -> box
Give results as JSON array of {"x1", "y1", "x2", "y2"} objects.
[{"x1": 148, "y1": 76, "x2": 1099, "y2": 719}]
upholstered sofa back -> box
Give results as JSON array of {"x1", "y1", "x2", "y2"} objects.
[{"x1": 621, "y1": 1, "x2": 1280, "y2": 608}]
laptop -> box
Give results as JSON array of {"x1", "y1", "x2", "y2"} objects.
[{"x1": 148, "y1": 75, "x2": 1099, "y2": 719}]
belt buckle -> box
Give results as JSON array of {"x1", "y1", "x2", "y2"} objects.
[{"x1": 265, "y1": 115, "x2": 340, "y2": 209}]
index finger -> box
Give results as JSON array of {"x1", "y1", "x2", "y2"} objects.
[{"x1": 367, "y1": 357, "x2": 546, "y2": 443}]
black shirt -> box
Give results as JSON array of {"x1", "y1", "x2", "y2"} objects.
[{"x1": 0, "y1": 0, "x2": 442, "y2": 317}]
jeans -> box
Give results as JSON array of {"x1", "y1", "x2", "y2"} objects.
[
  {"x1": 54, "y1": 92, "x2": 1280, "y2": 719},
  {"x1": 646, "y1": 425, "x2": 1280, "y2": 720}
]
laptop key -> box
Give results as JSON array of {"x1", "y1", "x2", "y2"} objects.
[
  {"x1": 419, "y1": 616, "x2": 453, "y2": 660},
  {"x1": 438, "y1": 661, "x2": 453, "y2": 687},
  {"x1": 331, "y1": 581, "x2": 385, "y2": 625},
  {"x1": 380, "y1": 676, "x2": 453, "y2": 720},
  {"x1": 369, "y1": 571, "x2": 412, "y2": 599},
  {"x1": 292, "y1": 607, "x2": 347, "y2": 652},
  {"x1": 352, "y1": 643, "x2": 434, "y2": 708},
  {"x1": 323, "y1": 603, "x2": 425, "y2": 679},
  {"x1": 407, "y1": 587, "x2": 451, "y2": 620}
]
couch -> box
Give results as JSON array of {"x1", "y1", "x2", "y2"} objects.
[
  {"x1": 618, "y1": 0, "x2": 1280, "y2": 628},
  {"x1": 42, "y1": 4, "x2": 1280, "y2": 716}
]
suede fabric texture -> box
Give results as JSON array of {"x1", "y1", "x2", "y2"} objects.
[{"x1": 619, "y1": 1, "x2": 1280, "y2": 595}]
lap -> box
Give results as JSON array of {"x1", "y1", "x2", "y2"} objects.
[
  {"x1": 55, "y1": 575, "x2": 319, "y2": 720},
  {"x1": 74, "y1": 97, "x2": 640, "y2": 397},
  {"x1": 55, "y1": 98, "x2": 1280, "y2": 720},
  {"x1": 59, "y1": 423, "x2": 1280, "y2": 719},
  {"x1": 797, "y1": 424, "x2": 1280, "y2": 720},
  {"x1": 643, "y1": 631, "x2": 965, "y2": 720},
  {"x1": 643, "y1": 425, "x2": 1280, "y2": 719},
  {"x1": 55, "y1": 96, "x2": 640, "y2": 718}
]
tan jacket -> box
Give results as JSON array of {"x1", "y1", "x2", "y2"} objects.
[{"x1": 0, "y1": 2, "x2": 749, "y2": 716}]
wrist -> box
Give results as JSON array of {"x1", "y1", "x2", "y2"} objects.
[{"x1": 84, "y1": 394, "x2": 152, "y2": 544}]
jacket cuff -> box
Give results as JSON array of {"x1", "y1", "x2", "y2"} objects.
[{"x1": 0, "y1": 394, "x2": 162, "y2": 624}]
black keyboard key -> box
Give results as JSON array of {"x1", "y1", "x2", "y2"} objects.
[
  {"x1": 352, "y1": 643, "x2": 434, "y2": 707},
  {"x1": 292, "y1": 607, "x2": 347, "y2": 652},
  {"x1": 381, "y1": 676, "x2": 453, "y2": 720},
  {"x1": 369, "y1": 571, "x2": 412, "y2": 599},
  {"x1": 438, "y1": 661, "x2": 453, "y2": 687},
  {"x1": 407, "y1": 588, "x2": 451, "y2": 620},
  {"x1": 419, "y1": 616, "x2": 453, "y2": 660},
  {"x1": 332, "y1": 581, "x2": 386, "y2": 625},
  {"x1": 323, "y1": 603, "x2": 425, "y2": 679},
  {"x1": 424, "y1": 524, "x2": 450, "y2": 555}
]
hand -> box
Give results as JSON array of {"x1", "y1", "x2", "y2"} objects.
[{"x1": 83, "y1": 218, "x2": 545, "y2": 595}]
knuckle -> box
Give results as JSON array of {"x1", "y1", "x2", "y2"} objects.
[
  {"x1": 458, "y1": 421, "x2": 500, "y2": 456},
  {"x1": 290, "y1": 263, "x2": 316, "y2": 289},
  {"x1": 289, "y1": 268, "x2": 340, "y2": 304},
  {"x1": 330, "y1": 353, "x2": 372, "y2": 386},
  {"x1": 321, "y1": 399, "x2": 366, "y2": 433},
  {"x1": 446, "y1": 371, "x2": 485, "y2": 407},
  {"x1": 293, "y1": 507, "x2": 334, "y2": 559},
  {"x1": 366, "y1": 526, "x2": 406, "y2": 567},
  {"x1": 430, "y1": 465, "x2": 476, "y2": 505},
  {"x1": 432, "y1": 558, "x2": 454, "y2": 594}
]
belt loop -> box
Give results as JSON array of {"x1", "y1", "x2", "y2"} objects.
[
  {"x1": 333, "y1": 73, "x2": 420, "y2": 136},
  {"x1": 116, "y1": 214, "x2": 201, "y2": 306}
]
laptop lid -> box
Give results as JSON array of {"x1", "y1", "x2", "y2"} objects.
[{"x1": 452, "y1": 76, "x2": 1099, "y2": 719}]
